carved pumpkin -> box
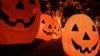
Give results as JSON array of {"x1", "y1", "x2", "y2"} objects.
[
  {"x1": 62, "y1": 14, "x2": 99, "y2": 56},
  {"x1": 36, "y1": 13, "x2": 54, "y2": 41},
  {"x1": 0, "y1": 0, "x2": 40, "y2": 44},
  {"x1": 53, "y1": 19, "x2": 62, "y2": 39}
]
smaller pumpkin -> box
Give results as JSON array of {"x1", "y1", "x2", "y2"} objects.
[
  {"x1": 36, "y1": 13, "x2": 54, "y2": 41},
  {"x1": 62, "y1": 14, "x2": 99, "y2": 56},
  {"x1": 53, "y1": 19, "x2": 62, "y2": 39}
]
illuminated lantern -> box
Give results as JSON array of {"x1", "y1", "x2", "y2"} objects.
[
  {"x1": 53, "y1": 19, "x2": 62, "y2": 39},
  {"x1": 36, "y1": 13, "x2": 54, "y2": 41},
  {"x1": 0, "y1": 0, "x2": 40, "y2": 44},
  {"x1": 62, "y1": 14, "x2": 99, "y2": 56}
]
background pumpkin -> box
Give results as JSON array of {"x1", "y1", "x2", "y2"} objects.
[
  {"x1": 53, "y1": 19, "x2": 62, "y2": 39},
  {"x1": 62, "y1": 14, "x2": 99, "y2": 56},
  {"x1": 36, "y1": 13, "x2": 54, "y2": 41},
  {"x1": 0, "y1": 0, "x2": 40, "y2": 44}
]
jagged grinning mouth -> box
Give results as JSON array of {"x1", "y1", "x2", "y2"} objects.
[
  {"x1": 0, "y1": 9, "x2": 35, "y2": 28},
  {"x1": 54, "y1": 32, "x2": 58, "y2": 36},
  {"x1": 71, "y1": 39, "x2": 98, "y2": 54},
  {"x1": 42, "y1": 29, "x2": 53, "y2": 36}
]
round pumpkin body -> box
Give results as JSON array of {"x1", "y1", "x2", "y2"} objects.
[
  {"x1": 36, "y1": 13, "x2": 54, "y2": 41},
  {"x1": 62, "y1": 14, "x2": 99, "y2": 56},
  {"x1": 0, "y1": 0, "x2": 40, "y2": 44}
]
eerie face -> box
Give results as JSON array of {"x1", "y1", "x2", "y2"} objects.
[
  {"x1": 0, "y1": 0, "x2": 40, "y2": 44},
  {"x1": 62, "y1": 14, "x2": 99, "y2": 56},
  {"x1": 53, "y1": 19, "x2": 62, "y2": 39},
  {"x1": 36, "y1": 13, "x2": 54, "y2": 41}
]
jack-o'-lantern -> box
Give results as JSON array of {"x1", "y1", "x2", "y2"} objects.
[
  {"x1": 36, "y1": 13, "x2": 54, "y2": 41},
  {"x1": 53, "y1": 19, "x2": 62, "y2": 39},
  {"x1": 0, "y1": 0, "x2": 40, "y2": 44},
  {"x1": 62, "y1": 14, "x2": 99, "y2": 56}
]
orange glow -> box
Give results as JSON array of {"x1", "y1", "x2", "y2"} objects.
[
  {"x1": 53, "y1": 19, "x2": 62, "y2": 39},
  {"x1": 36, "y1": 13, "x2": 54, "y2": 41},
  {"x1": 0, "y1": 0, "x2": 41, "y2": 44},
  {"x1": 62, "y1": 14, "x2": 99, "y2": 56}
]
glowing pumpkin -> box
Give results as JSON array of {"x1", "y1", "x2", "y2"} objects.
[
  {"x1": 53, "y1": 19, "x2": 62, "y2": 39},
  {"x1": 62, "y1": 14, "x2": 99, "y2": 56},
  {"x1": 36, "y1": 13, "x2": 54, "y2": 41},
  {"x1": 0, "y1": 0, "x2": 40, "y2": 44}
]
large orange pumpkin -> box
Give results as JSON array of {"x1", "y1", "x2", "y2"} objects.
[
  {"x1": 36, "y1": 13, "x2": 54, "y2": 41},
  {"x1": 0, "y1": 0, "x2": 40, "y2": 44},
  {"x1": 62, "y1": 14, "x2": 99, "y2": 56}
]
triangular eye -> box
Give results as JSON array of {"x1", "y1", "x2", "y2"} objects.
[
  {"x1": 41, "y1": 19, "x2": 45, "y2": 24},
  {"x1": 72, "y1": 24, "x2": 78, "y2": 31},
  {"x1": 93, "y1": 25, "x2": 96, "y2": 31}
]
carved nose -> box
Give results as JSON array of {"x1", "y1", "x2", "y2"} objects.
[
  {"x1": 48, "y1": 24, "x2": 52, "y2": 29},
  {"x1": 83, "y1": 32, "x2": 90, "y2": 40},
  {"x1": 16, "y1": 1, "x2": 25, "y2": 10}
]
